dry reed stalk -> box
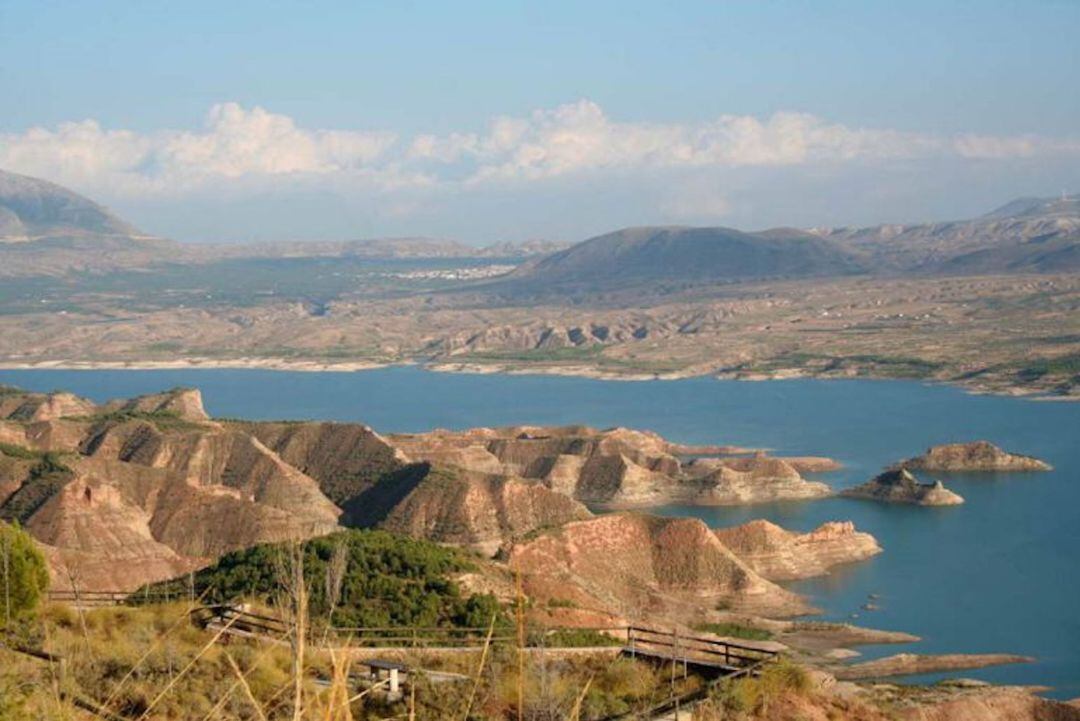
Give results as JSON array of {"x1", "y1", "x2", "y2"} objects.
[
  {"x1": 274, "y1": 541, "x2": 309, "y2": 721},
  {"x1": 197, "y1": 626, "x2": 291, "y2": 721},
  {"x1": 133, "y1": 613, "x2": 239, "y2": 720},
  {"x1": 63, "y1": 566, "x2": 94, "y2": 663},
  {"x1": 461, "y1": 612, "x2": 498, "y2": 721},
  {"x1": 99, "y1": 586, "x2": 213, "y2": 713},
  {"x1": 515, "y1": 571, "x2": 524, "y2": 721},
  {"x1": 315, "y1": 647, "x2": 354, "y2": 721},
  {"x1": 568, "y1": 674, "x2": 594, "y2": 721},
  {"x1": 224, "y1": 649, "x2": 270, "y2": 721}
]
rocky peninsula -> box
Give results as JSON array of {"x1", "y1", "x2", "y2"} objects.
[
  {"x1": 389, "y1": 427, "x2": 834, "y2": 507},
  {"x1": 714, "y1": 519, "x2": 882, "y2": 581}
]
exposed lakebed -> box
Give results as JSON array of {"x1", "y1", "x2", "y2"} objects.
[{"x1": 1, "y1": 366, "x2": 1077, "y2": 697}]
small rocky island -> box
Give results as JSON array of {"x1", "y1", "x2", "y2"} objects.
[
  {"x1": 899, "y1": 440, "x2": 1052, "y2": 472},
  {"x1": 841, "y1": 468, "x2": 964, "y2": 506}
]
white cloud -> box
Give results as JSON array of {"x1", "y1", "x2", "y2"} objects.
[{"x1": 1, "y1": 99, "x2": 1077, "y2": 204}]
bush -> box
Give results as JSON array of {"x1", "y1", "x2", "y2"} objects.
[
  {"x1": 705, "y1": 657, "x2": 811, "y2": 717},
  {"x1": 692, "y1": 622, "x2": 773, "y2": 641},
  {"x1": 138, "y1": 529, "x2": 504, "y2": 629},
  {"x1": 0, "y1": 521, "x2": 50, "y2": 625}
]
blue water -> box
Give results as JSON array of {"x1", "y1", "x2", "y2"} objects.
[{"x1": 1, "y1": 367, "x2": 1078, "y2": 697}]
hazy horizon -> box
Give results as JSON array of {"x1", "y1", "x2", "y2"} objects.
[{"x1": 2, "y1": 1, "x2": 1078, "y2": 244}]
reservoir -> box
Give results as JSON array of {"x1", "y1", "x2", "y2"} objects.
[{"x1": 2, "y1": 366, "x2": 1077, "y2": 697}]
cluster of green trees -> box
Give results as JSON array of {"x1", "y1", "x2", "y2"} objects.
[
  {"x1": 0, "y1": 521, "x2": 49, "y2": 627},
  {"x1": 141, "y1": 529, "x2": 501, "y2": 629}
]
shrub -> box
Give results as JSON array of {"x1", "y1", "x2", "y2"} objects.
[
  {"x1": 0, "y1": 521, "x2": 50, "y2": 625},
  {"x1": 692, "y1": 622, "x2": 773, "y2": 641},
  {"x1": 137, "y1": 529, "x2": 505, "y2": 629}
]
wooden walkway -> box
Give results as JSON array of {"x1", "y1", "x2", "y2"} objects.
[
  {"x1": 623, "y1": 625, "x2": 777, "y2": 678},
  {"x1": 191, "y1": 606, "x2": 777, "y2": 679}
]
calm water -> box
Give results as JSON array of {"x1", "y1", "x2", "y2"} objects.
[{"x1": 2, "y1": 367, "x2": 1078, "y2": 697}]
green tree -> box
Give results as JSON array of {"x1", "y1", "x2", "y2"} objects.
[{"x1": 0, "y1": 521, "x2": 49, "y2": 625}]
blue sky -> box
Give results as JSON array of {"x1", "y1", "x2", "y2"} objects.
[{"x1": 1, "y1": 1, "x2": 1078, "y2": 242}]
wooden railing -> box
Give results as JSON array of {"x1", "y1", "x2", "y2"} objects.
[{"x1": 626, "y1": 625, "x2": 777, "y2": 671}]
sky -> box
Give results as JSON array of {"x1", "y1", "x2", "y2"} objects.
[{"x1": 1, "y1": 0, "x2": 1078, "y2": 243}]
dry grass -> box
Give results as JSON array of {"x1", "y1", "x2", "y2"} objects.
[{"x1": 2, "y1": 596, "x2": 691, "y2": 721}]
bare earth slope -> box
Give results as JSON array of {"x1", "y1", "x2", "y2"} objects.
[
  {"x1": 1, "y1": 388, "x2": 344, "y2": 590},
  {"x1": 507, "y1": 512, "x2": 813, "y2": 620},
  {"x1": 389, "y1": 426, "x2": 832, "y2": 506},
  {"x1": 714, "y1": 519, "x2": 881, "y2": 581}
]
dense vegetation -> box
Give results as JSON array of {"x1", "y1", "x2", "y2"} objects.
[
  {"x1": 140, "y1": 529, "x2": 502, "y2": 629},
  {"x1": 0, "y1": 520, "x2": 49, "y2": 626}
]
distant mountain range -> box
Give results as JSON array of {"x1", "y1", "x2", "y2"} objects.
[
  {"x1": 0, "y1": 169, "x2": 153, "y2": 245},
  {"x1": 504, "y1": 196, "x2": 1080, "y2": 292},
  {"x1": 2, "y1": 167, "x2": 1078, "y2": 283},
  {"x1": 506, "y1": 226, "x2": 864, "y2": 288}
]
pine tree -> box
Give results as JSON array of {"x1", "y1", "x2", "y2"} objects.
[{"x1": 0, "y1": 520, "x2": 49, "y2": 625}]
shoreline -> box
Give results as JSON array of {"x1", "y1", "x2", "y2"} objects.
[{"x1": 0, "y1": 356, "x2": 1074, "y2": 401}]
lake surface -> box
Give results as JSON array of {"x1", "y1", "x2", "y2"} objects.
[{"x1": 2, "y1": 366, "x2": 1078, "y2": 697}]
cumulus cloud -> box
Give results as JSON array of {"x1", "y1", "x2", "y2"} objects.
[{"x1": 1, "y1": 99, "x2": 1077, "y2": 203}]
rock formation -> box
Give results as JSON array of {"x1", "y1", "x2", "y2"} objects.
[
  {"x1": 683, "y1": 455, "x2": 831, "y2": 505},
  {"x1": 101, "y1": 387, "x2": 210, "y2": 422},
  {"x1": 894, "y1": 687, "x2": 1080, "y2": 721},
  {"x1": 834, "y1": 652, "x2": 1034, "y2": 680},
  {"x1": 237, "y1": 420, "x2": 410, "y2": 506},
  {"x1": 1, "y1": 386, "x2": 613, "y2": 590},
  {"x1": 714, "y1": 520, "x2": 881, "y2": 581},
  {"x1": 369, "y1": 465, "x2": 592, "y2": 556},
  {"x1": 507, "y1": 513, "x2": 812, "y2": 620},
  {"x1": 389, "y1": 427, "x2": 833, "y2": 506},
  {"x1": 1, "y1": 388, "x2": 346, "y2": 590},
  {"x1": 841, "y1": 468, "x2": 964, "y2": 506},
  {"x1": 898, "y1": 441, "x2": 1052, "y2": 472}
]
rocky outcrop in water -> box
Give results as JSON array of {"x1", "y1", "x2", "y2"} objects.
[
  {"x1": 714, "y1": 520, "x2": 881, "y2": 581},
  {"x1": 835, "y1": 652, "x2": 1034, "y2": 680},
  {"x1": 899, "y1": 441, "x2": 1052, "y2": 472},
  {"x1": 841, "y1": 468, "x2": 964, "y2": 506},
  {"x1": 389, "y1": 427, "x2": 833, "y2": 506}
]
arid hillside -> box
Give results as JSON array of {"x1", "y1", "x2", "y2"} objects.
[
  {"x1": 1, "y1": 385, "x2": 888, "y2": 628},
  {"x1": 390, "y1": 425, "x2": 832, "y2": 506},
  {"x1": 1, "y1": 171, "x2": 1078, "y2": 398}
]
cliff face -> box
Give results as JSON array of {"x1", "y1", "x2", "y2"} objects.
[
  {"x1": 684, "y1": 456, "x2": 831, "y2": 505},
  {"x1": 841, "y1": 468, "x2": 964, "y2": 506},
  {"x1": 389, "y1": 427, "x2": 833, "y2": 506},
  {"x1": 237, "y1": 420, "x2": 410, "y2": 506},
  {"x1": 0, "y1": 388, "x2": 342, "y2": 591},
  {"x1": 1, "y1": 387, "x2": 615, "y2": 590},
  {"x1": 507, "y1": 513, "x2": 812, "y2": 620},
  {"x1": 0, "y1": 390, "x2": 96, "y2": 422},
  {"x1": 372, "y1": 465, "x2": 593, "y2": 556},
  {"x1": 714, "y1": 520, "x2": 881, "y2": 581},
  {"x1": 899, "y1": 441, "x2": 1052, "y2": 472}
]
